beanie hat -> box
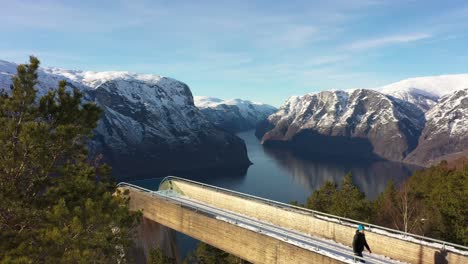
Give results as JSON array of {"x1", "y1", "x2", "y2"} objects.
[{"x1": 358, "y1": 224, "x2": 365, "y2": 231}]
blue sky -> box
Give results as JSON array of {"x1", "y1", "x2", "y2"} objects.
[{"x1": 1, "y1": 0, "x2": 468, "y2": 106}]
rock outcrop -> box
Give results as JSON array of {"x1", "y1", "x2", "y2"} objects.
[{"x1": 258, "y1": 89, "x2": 425, "y2": 161}]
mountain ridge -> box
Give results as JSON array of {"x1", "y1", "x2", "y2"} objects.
[
  {"x1": 0, "y1": 59, "x2": 251, "y2": 177},
  {"x1": 194, "y1": 96, "x2": 277, "y2": 133},
  {"x1": 271, "y1": 73, "x2": 468, "y2": 112},
  {"x1": 404, "y1": 88, "x2": 468, "y2": 166},
  {"x1": 258, "y1": 89, "x2": 425, "y2": 162},
  {"x1": 377, "y1": 73, "x2": 468, "y2": 111}
]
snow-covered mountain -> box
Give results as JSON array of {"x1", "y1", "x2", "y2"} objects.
[
  {"x1": 257, "y1": 89, "x2": 425, "y2": 161},
  {"x1": 378, "y1": 74, "x2": 468, "y2": 111},
  {"x1": 194, "y1": 96, "x2": 277, "y2": 133},
  {"x1": 405, "y1": 88, "x2": 468, "y2": 165},
  {"x1": 0, "y1": 59, "x2": 251, "y2": 176}
]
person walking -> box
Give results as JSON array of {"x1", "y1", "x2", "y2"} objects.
[{"x1": 353, "y1": 224, "x2": 372, "y2": 263}]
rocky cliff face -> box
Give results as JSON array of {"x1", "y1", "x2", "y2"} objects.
[
  {"x1": 0, "y1": 59, "x2": 251, "y2": 177},
  {"x1": 194, "y1": 96, "x2": 277, "y2": 133},
  {"x1": 404, "y1": 89, "x2": 468, "y2": 166},
  {"x1": 258, "y1": 89, "x2": 425, "y2": 161}
]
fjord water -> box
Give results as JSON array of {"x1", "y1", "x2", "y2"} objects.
[{"x1": 130, "y1": 130, "x2": 420, "y2": 258}]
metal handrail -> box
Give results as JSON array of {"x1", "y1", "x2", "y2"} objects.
[
  {"x1": 157, "y1": 176, "x2": 468, "y2": 253},
  {"x1": 119, "y1": 182, "x2": 380, "y2": 264},
  {"x1": 117, "y1": 182, "x2": 153, "y2": 193}
]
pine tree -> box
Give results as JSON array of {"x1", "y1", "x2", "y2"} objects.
[
  {"x1": 371, "y1": 162, "x2": 467, "y2": 245},
  {"x1": 148, "y1": 248, "x2": 176, "y2": 264},
  {"x1": 184, "y1": 242, "x2": 250, "y2": 264},
  {"x1": 407, "y1": 162, "x2": 467, "y2": 245},
  {"x1": 0, "y1": 56, "x2": 140, "y2": 263},
  {"x1": 303, "y1": 174, "x2": 371, "y2": 221},
  {"x1": 306, "y1": 181, "x2": 338, "y2": 213},
  {"x1": 373, "y1": 179, "x2": 398, "y2": 228},
  {"x1": 330, "y1": 173, "x2": 371, "y2": 221}
]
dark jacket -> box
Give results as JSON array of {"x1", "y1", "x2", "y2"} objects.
[{"x1": 353, "y1": 230, "x2": 371, "y2": 253}]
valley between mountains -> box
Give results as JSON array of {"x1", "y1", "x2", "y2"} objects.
[{"x1": 1, "y1": 59, "x2": 467, "y2": 175}]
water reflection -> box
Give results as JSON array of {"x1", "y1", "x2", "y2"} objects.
[
  {"x1": 262, "y1": 146, "x2": 420, "y2": 200},
  {"x1": 131, "y1": 130, "x2": 420, "y2": 202}
]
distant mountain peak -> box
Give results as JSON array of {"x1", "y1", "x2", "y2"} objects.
[
  {"x1": 194, "y1": 96, "x2": 277, "y2": 133},
  {"x1": 379, "y1": 73, "x2": 468, "y2": 97},
  {"x1": 194, "y1": 96, "x2": 274, "y2": 108},
  {"x1": 377, "y1": 73, "x2": 468, "y2": 111}
]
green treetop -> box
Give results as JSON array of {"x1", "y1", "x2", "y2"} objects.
[{"x1": 0, "y1": 56, "x2": 140, "y2": 263}]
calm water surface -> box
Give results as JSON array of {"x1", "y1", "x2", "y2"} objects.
[{"x1": 130, "y1": 130, "x2": 420, "y2": 258}]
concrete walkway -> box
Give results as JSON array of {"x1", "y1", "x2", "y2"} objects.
[{"x1": 155, "y1": 190, "x2": 405, "y2": 264}]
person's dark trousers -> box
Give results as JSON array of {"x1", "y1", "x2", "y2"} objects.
[{"x1": 354, "y1": 252, "x2": 365, "y2": 263}]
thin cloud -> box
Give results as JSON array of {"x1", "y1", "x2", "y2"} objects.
[
  {"x1": 201, "y1": 52, "x2": 253, "y2": 66},
  {"x1": 0, "y1": 50, "x2": 85, "y2": 66},
  {"x1": 0, "y1": 0, "x2": 150, "y2": 32},
  {"x1": 345, "y1": 33, "x2": 432, "y2": 50},
  {"x1": 305, "y1": 55, "x2": 349, "y2": 67},
  {"x1": 273, "y1": 25, "x2": 319, "y2": 48}
]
